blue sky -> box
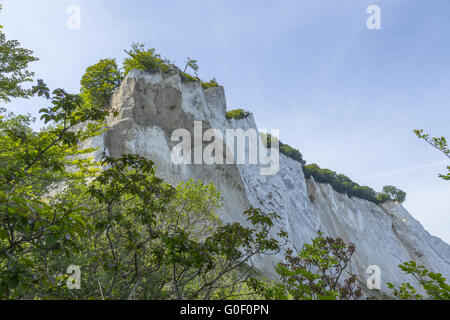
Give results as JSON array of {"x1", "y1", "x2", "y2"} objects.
[{"x1": 1, "y1": 0, "x2": 449, "y2": 243}]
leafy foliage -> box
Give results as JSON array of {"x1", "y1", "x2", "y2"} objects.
[
  {"x1": 0, "y1": 80, "x2": 108, "y2": 298},
  {"x1": 0, "y1": 99, "x2": 287, "y2": 299},
  {"x1": 303, "y1": 164, "x2": 404, "y2": 204},
  {"x1": 122, "y1": 44, "x2": 219, "y2": 87},
  {"x1": 183, "y1": 57, "x2": 199, "y2": 77},
  {"x1": 201, "y1": 78, "x2": 219, "y2": 89},
  {"x1": 263, "y1": 133, "x2": 306, "y2": 165},
  {"x1": 0, "y1": 30, "x2": 38, "y2": 102},
  {"x1": 80, "y1": 58, "x2": 122, "y2": 109},
  {"x1": 379, "y1": 185, "x2": 406, "y2": 203},
  {"x1": 0, "y1": 29, "x2": 288, "y2": 300},
  {"x1": 279, "y1": 144, "x2": 306, "y2": 165},
  {"x1": 248, "y1": 232, "x2": 364, "y2": 300},
  {"x1": 387, "y1": 261, "x2": 450, "y2": 300},
  {"x1": 226, "y1": 108, "x2": 250, "y2": 120},
  {"x1": 303, "y1": 164, "x2": 375, "y2": 203},
  {"x1": 0, "y1": 79, "x2": 284, "y2": 300},
  {"x1": 414, "y1": 129, "x2": 450, "y2": 181},
  {"x1": 82, "y1": 167, "x2": 287, "y2": 300},
  {"x1": 123, "y1": 43, "x2": 173, "y2": 76},
  {"x1": 180, "y1": 71, "x2": 199, "y2": 83}
]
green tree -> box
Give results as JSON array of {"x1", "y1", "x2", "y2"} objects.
[
  {"x1": 0, "y1": 84, "x2": 108, "y2": 298},
  {"x1": 387, "y1": 261, "x2": 450, "y2": 300},
  {"x1": 183, "y1": 57, "x2": 199, "y2": 77},
  {"x1": 414, "y1": 129, "x2": 449, "y2": 181},
  {"x1": 302, "y1": 164, "x2": 381, "y2": 204},
  {"x1": 0, "y1": 30, "x2": 286, "y2": 299},
  {"x1": 123, "y1": 43, "x2": 173, "y2": 76},
  {"x1": 0, "y1": 29, "x2": 38, "y2": 102},
  {"x1": 248, "y1": 232, "x2": 364, "y2": 300},
  {"x1": 0, "y1": 95, "x2": 286, "y2": 299},
  {"x1": 262, "y1": 133, "x2": 306, "y2": 165},
  {"x1": 77, "y1": 167, "x2": 286, "y2": 299},
  {"x1": 80, "y1": 58, "x2": 122, "y2": 109},
  {"x1": 226, "y1": 108, "x2": 250, "y2": 120},
  {"x1": 387, "y1": 130, "x2": 450, "y2": 300},
  {"x1": 380, "y1": 185, "x2": 406, "y2": 203},
  {"x1": 201, "y1": 78, "x2": 219, "y2": 89},
  {"x1": 375, "y1": 192, "x2": 391, "y2": 203}
]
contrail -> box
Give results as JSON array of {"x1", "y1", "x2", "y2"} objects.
[{"x1": 360, "y1": 160, "x2": 449, "y2": 180}]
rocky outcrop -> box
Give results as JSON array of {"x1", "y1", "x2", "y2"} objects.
[{"x1": 81, "y1": 70, "x2": 450, "y2": 292}]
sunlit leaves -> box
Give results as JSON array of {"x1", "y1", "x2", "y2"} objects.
[
  {"x1": 248, "y1": 232, "x2": 364, "y2": 300},
  {"x1": 414, "y1": 129, "x2": 450, "y2": 181},
  {"x1": 123, "y1": 43, "x2": 173, "y2": 76},
  {"x1": 388, "y1": 261, "x2": 450, "y2": 300},
  {"x1": 0, "y1": 30, "x2": 38, "y2": 102},
  {"x1": 80, "y1": 58, "x2": 122, "y2": 109}
]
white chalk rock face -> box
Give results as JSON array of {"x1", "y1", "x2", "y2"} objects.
[{"x1": 83, "y1": 70, "x2": 450, "y2": 292}]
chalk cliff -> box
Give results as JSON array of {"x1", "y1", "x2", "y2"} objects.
[{"x1": 81, "y1": 69, "x2": 450, "y2": 292}]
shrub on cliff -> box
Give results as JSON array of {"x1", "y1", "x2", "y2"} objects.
[
  {"x1": 263, "y1": 133, "x2": 306, "y2": 166},
  {"x1": 375, "y1": 192, "x2": 391, "y2": 203},
  {"x1": 226, "y1": 108, "x2": 250, "y2": 120},
  {"x1": 380, "y1": 185, "x2": 406, "y2": 203},
  {"x1": 279, "y1": 144, "x2": 306, "y2": 165},
  {"x1": 80, "y1": 58, "x2": 122, "y2": 109},
  {"x1": 201, "y1": 78, "x2": 219, "y2": 89},
  {"x1": 123, "y1": 43, "x2": 173, "y2": 75},
  {"x1": 303, "y1": 164, "x2": 380, "y2": 203}
]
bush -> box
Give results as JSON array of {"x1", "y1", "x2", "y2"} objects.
[
  {"x1": 303, "y1": 165, "x2": 406, "y2": 205},
  {"x1": 181, "y1": 71, "x2": 200, "y2": 83},
  {"x1": 80, "y1": 58, "x2": 122, "y2": 108},
  {"x1": 182, "y1": 57, "x2": 200, "y2": 82},
  {"x1": 380, "y1": 185, "x2": 407, "y2": 203},
  {"x1": 387, "y1": 261, "x2": 450, "y2": 300},
  {"x1": 201, "y1": 78, "x2": 219, "y2": 89},
  {"x1": 262, "y1": 133, "x2": 306, "y2": 165},
  {"x1": 280, "y1": 144, "x2": 306, "y2": 165},
  {"x1": 375, "y1": 193, "x2": 391, "y2": 203},
  {"x1": 0, "y1": 30, "x2": 39, "y2": 102},
  {"x1": 123, "y1": 43, "x2": 173, "y2": 75},
  {"x1": 226, "y1": 108, "x2": 250, "y2": 120},
  {"x1": 122, "y1": 44, "x2": 218, "y2": 87},
  {"x1": 303, "y1": 164, "x2": 380, "y2": 204},
  {"x1": 248, "y1": 232, "x2": 364, "y2": 300}
]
